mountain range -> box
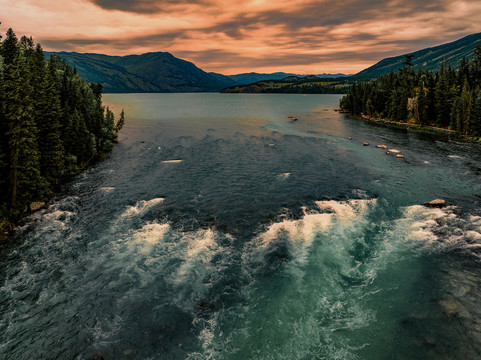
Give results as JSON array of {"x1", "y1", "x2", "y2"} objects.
[
  {"x1": 45, "y1": 51, "x2": 237, "y2": 93},
  {"x1": 225, "y1": 72, "x2": 348, "y2": 85},
  {"x1": 48, "y1": 32, "x2": 481, "y2": 93},
  {"x1": 352, "y1": 32, "x2": 481, "y2": 80}
]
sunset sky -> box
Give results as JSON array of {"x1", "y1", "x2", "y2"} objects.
[{"x1": 2, "y1": 0, "x2": 481, "y2": 75}]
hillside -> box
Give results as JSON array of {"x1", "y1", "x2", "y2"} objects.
[
  {"x1": 47, "y1": 51, "x2": 237, "y2": 93},
  {"x1": 353, "y1": 32, "x2": 481, "y2": 80},
  {"x1": 221, "y1": 75, "x2": 350, "y2": 94},
  {"x1": 225, "y1": 72, "x2": 347, "y2": 85}
]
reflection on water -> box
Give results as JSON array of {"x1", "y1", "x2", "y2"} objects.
[{"x1": 1, "y1": 94, "x2": 481, "y2": 360}]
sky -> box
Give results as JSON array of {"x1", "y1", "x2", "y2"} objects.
[{"x1": 2, "y1": 0, "x2": 481, "y2": 75}]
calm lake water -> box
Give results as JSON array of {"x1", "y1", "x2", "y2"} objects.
[{"x1": 2, "y1": 93, "x2": 481, "y2": 359}]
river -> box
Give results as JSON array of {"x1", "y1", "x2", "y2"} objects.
[{"x1": 1, "y1": 93, "x2": 481, "y2": 359}]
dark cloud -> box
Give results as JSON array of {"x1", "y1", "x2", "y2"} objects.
[
  {"x1": 35, "y1": 0, "x2": 481, "y2": 73},
  {"x1": 42, "y1": 30, "x2": 186, "y2": 52},
  {"x1": 174, "y1": 46, "x2": 405, "y2": 71},
  {"x1": 89, "y1": 0, "x2": 211, "y2": 13}
]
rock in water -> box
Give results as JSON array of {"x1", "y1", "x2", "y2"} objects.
[
  {"x1": 30, "y1": 202, "x2": 45, "y2": 211},
  {"x1": 363, "y1": 142, "x2": 369, "y2": 146},
  {"x1": 376, "y1": 144, "x2": 388, "y2": 149},
  {"x1": 396, "y1": 154, "x2": 404, "y2": 158},
  {"x1": 424, "y1": 199, "x2": 447, "y2": 208},
  {"x1": 438, "y1": 297, "x2": 470, "y2": 318},
  {"x1": 88, "y1": 355, "x2": 105, "y2": 360}
]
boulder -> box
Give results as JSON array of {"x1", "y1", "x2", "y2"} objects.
[
  {"x1": 30, "y1": 202, "x2": 45, "y2": 211},
  {"x1": 376, "y1": 145, "x2": 388, "y2": 149},
  {"x1": 363, "y1": 142, "x2": 369, "y2": 146},
  {"x1": 348, "y1": 136, "x2": 352, "y2": 140},
  {"x1": 396, "y1": 154, "x2": 404, "y2": 158},
  {"x1": 388, "y1": 149, "x2": 401, "y2": 153},
  {"x1": 424, "y1": 199, "x2": 447, "y2": 208}
]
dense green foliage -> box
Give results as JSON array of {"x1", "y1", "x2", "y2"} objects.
[
  {"x1": 340, "y1": 45, "x2": 481, "y2": 136},
  {"x1": 221, "y1": 75, "x2": 350, "y2": 94},
  {"x1": 0, "y1": 28, "x2": 123, "y2": 222},
  {"x1": 352, "y1": 32, "x2": 481, "y2": 80}
]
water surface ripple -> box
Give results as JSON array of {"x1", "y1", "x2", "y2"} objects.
[{"x1": 1, "y1": 94, "x2": 481, "y2": 359}]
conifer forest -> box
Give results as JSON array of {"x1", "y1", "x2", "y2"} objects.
[
  {"x1": 340, "y1": 46, "x2": 481, "y2": 137},
  {"x1": 0, "y1": 28, "x2": 123, "y2": 225}
]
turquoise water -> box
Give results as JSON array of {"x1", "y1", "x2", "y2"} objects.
[{"x1": 1, "y1": 93, "x2": 481, "y2": 359}]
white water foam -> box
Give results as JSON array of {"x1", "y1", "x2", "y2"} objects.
[
  {"x1": 99, "y1": 187, "x2": 115, "y2": 193},
  {"x1": 390, "y1": 204, "x2": 481, "y2": 259},
  {"x1": 112, "y1": 198, "x2": 164, "y2": 226},
  {"x1": 194, "y1": 198, "x2": 383, "y2": 359},
  {"x1": 277, "y1": 172, "x2": 291, "y2": 179}
]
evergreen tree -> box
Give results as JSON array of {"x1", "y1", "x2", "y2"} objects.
[
  {"x1": 417, "y1": 80, "x2": 429, "y2": 126},
  {"x1": 115, "y1": 108, "x2": 125, "y2": 138},
  {"x1": 34, "y1": 45, "x2": 65, "y2": 185},
  {"x1": 5, "y1": 55, "x2": 45, "y2": 215},
  {"x1": 472, "y1": 89, "x2": 481, "y2": 136},
  {"x1": 0, "y1": 28, "x2": 123, "y2": 223},
  {"x1": 0, "y1": 28, "x2": 19, "y2": 66}
]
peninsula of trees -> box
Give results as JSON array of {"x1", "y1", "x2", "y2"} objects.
[
  {"x1": 340, "y1": 46, "x2": 481, "y2": 137},
  {"x1": 0, "y1": 27, "x2": 124, "y2": 229}
]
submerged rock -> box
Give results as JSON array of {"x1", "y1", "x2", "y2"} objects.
[
  {"x1": 438, "y1": 297, "x2": 470, "y2": 318},
  {"x1": 424, "y1": 199, "x2": 447, "y2": 208},
  {"x1": 30, "y1": 201, "x2": 45, "y2": 211},
  {"x1": 88, "y1": 355, "x2": 105, "y2": 360}
]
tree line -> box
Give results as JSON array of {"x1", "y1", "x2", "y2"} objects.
[
  {"x1": 340, "y1": 45, "x2": 481, "y2": 137},
  {"x1": 0, "y1": 27, "x2": 124, "y2": 224}
]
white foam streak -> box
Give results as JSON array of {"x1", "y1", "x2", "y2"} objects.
[
  {"x1": 247, "y1": 199, "x2": 377, "y2": 267},
  {"x1": 120, "y1": 198, "x2": 164, "y2": 219}
]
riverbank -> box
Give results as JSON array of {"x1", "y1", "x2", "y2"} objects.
[{"x1": 338, "y1": 110, "x2": 481, "y2": 143}]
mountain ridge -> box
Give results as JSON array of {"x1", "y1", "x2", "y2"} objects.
[
  {"x1": 352, "y1": 32, "x2": 481, "y2": 80},
  {"x1": 46, "y1": 51, "x2": 237, "y2": 93},
  {"x1": 48, "y1": 32, "x2": 481, "y2": 92}
]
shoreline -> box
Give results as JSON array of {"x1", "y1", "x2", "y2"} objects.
[{"x1": 339, "y1": 110, "x2": 480, "y2": 143}]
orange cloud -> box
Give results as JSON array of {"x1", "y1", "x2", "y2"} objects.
[{"x1": 2, "y1": 0, "x2": 481, "y2": 74}]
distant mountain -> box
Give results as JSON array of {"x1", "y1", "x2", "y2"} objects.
[
  {"x1": 225, "y1": 72, "x2": 347, "y2": 85},
  {"x1": 221, "y1": 75, "x2": 350, "y2": 94},
  {"x1": 46, "y1": 51, "x2": 237, "y2": 93},
  {"x1": 353, "y1": 32, "x2": 481, "y2": 80}
]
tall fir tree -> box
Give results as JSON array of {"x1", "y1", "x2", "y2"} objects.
[
  {"x1": 34, "y1": 45, "x2": 65, "y2": 186},
  {"x1": 5, "y1": 55, "x2": 45, "y2": 215}
]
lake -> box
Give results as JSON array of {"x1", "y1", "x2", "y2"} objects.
[{"x1": 1, "y1": 93, "x2": 481, "y2": 359}]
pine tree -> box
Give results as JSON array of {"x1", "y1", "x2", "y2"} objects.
[
  {"x1": 5, "y1": 55, "x2": 45, "y2": 215},
  {"x1": 460, "y1": 79, "x2": 473, "y2": 135},
  {"x1": 471, "y1": 89, "x2": 481, "y2": 136},
  {"x1": 34, "y1": 45, "x2": 65, "y2": 186},
  {"x1": 417, "y1": 80, "x2": 429, "y2": 126},
  {"x1": 0, "y1": 28, "x2": 19, "y2": 66},
  {"x1": 0, "y1": 45, "x2": 8, "y2": 210},
  {"x1": 115, "y1": 108, "x2": 125, "y2": 138}
]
